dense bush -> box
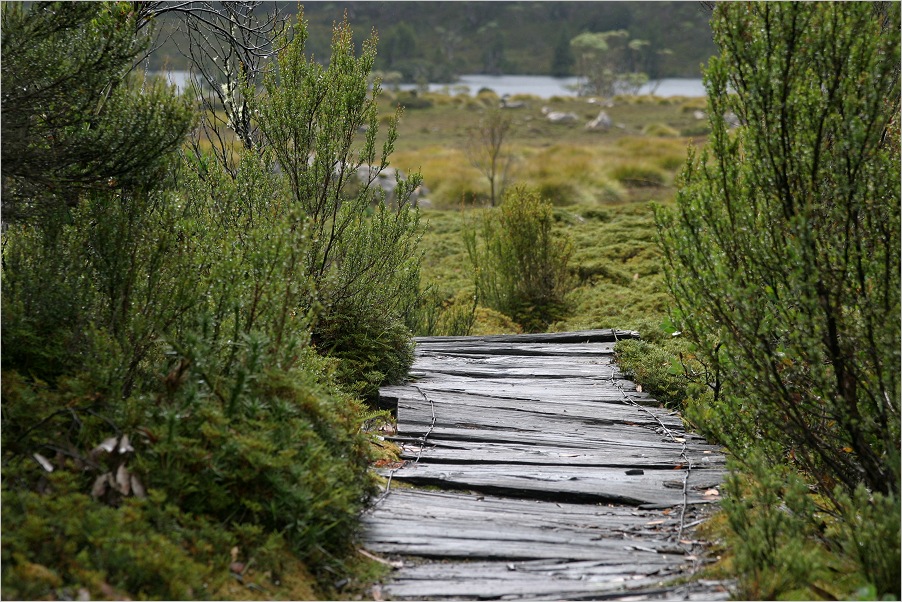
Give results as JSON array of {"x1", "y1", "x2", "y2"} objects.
[
  {"x1": 614, "y1": 337, "x2": 712, "y2": 408},
  {"x1": 465, "y1": 187, "x2": 574, "y2": 332},
  {"x1": 409, "y1": 288, "x2": 478, "y2": 337},
  {"x1": 249, "y1": 14, "x2": 423, "y2": 398},
  {"x1": 656, "y1": 2, "x2": 900, "y2": 598},
  {"x1": 610, "y1": 163, "x2": 667, "y2": 188},
  {"x1": 640, "y1": 123, "x2": 680, "y2": 137},
  {"x1": 1, "y1": 2, "x2": 193, "y2": 224},
  {"x1": 2, "y1": 4, "x2": 414, "y2": 598}
]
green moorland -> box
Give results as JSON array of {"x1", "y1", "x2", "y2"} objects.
[{"x1": 383, "y1": 89, "x2": 707, "y2": 340}]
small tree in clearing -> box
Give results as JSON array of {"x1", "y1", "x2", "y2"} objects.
[{"x1": 467, "y1": 107, "x2": 513, "y2": 207}]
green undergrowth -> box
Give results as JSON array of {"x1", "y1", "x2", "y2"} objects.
[
  {"x1": 1, "y1": 7, "x2": 416, "y2": 599},
  {"x1": 414, "y1": 196, "x2": 678, "y2": 340}
]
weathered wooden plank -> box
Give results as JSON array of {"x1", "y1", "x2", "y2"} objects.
[
  {"x1": 392, "y1": 426, "x2": 700, "y2": 455},
  {"x1": 407, "y1": 374, "x2": 647, "y2": 395},
  {"x1": 414, "y1": 329, "x2": 639, "y2": 344},
  {"x1": 383, "y1": 578, "x2": 731, "y2": 602},
  {"x1": 381, "y1": 567, "x2": 731, "y2": 602},
  {"x1": 364, "y1": 490, "x2": 728, "y2": 599},
  {"x1": 385, "y1": 387, "x2": 682, "y2": 427},
  {"x1": 382, "y1": 463, "x2": 724, "y2": 506},
  {"x1": 383, "y1": 574, "x2": 673, "y2": 600},
  {"x1": 396, "y1": 403, "x2": 683, "y2": 440},
  {"x1": 415, "y1": 345, "x2": 614, "y2": 360},
  {"x1": 383, "y1": 384, "x2": 656, "y2": 410},
  {"x1": 395, "y1": 392, "x2": 689, "y2": 432},
  {"x1": 398, "y1": 440, "x2": 725, "y2": 469},
  {"x1": 416, "y1": 344, "x2": 619, "y2": 359},
  {"x1": 395, "y1": 377, "x2": 662, "y2": 408},
  {"x1": 411, "y1": 357, "x2": 618, "y2": 380},
  {"x1": 365, "y1": 489, "x2": 706, "y2": 524}
]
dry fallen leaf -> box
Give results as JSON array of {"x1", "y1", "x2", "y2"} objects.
[
  {"x1": 33, "y1": 453, "x2": 54, "y2": 473},
  {"x1": 92, "y1": 473, "x2": 111, "y2": 498},
  {"x1": 704, "y1": 488, "x2": 720, "y2": 497},
  {"x1": 357, "y1": 548, "x2": 404, "y2": 568},
  {"x1": 115, "y1": 464, "x2": 131, "y2": 495},
  {"x1": 95, "y1": 437, "x2": 119, "y2": 454},
  {"x1": 130, "y1": 475, "x2": 147, "y2": 499},
  {"x1": 117, "y1": 434, "x2": 134, "y2": 454},
  {"x1": 371, "y1": 584, "x2": 384, "y2": 601}
]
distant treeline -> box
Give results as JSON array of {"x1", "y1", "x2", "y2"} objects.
[{"x1": 147, "y1": 1, "x2": 717, "y2": 81}]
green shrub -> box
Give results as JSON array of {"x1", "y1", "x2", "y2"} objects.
[
  {"x1": 250, "y1": 14, "x2": 424, "y2": 395},
  {"x1": 471, "y1": 306, "x2": 522, "y2": 335},
  {"x1": 139, "y1": 342, "x2": 376, "y2": 564},
  {"x1": 828, "y1": 486, "x2": 901, "y2": 598},
  {"x1": 679, "y1": 97, "x2": 708, "y2": 112},
  {"x1": 2, "y1": 148, "x2": 377, "y2": 592},
  {"x1": 411, "y1": 287, "x2": 478, "y2": 337},
  {"x1": 464, "y1": 186, "x2": 575, "y2": 332},
  {"x1": 0, "y1": 366, "x2": 349, "y2": 599},
  {"x1": 714, "y1": 455, "x2": 901, "y2": 600},
  {"x1": 656, "y1": 154, "x2": 687, "y2": 171},
  {"x1": 720, "y1": 456, "x2": 828, "y2": 600},
  {"x1": 2, "y1": 473, "x2": 229, "y2": 600},
  {"x1": 615, "y1": 331, "x2": 720, "y2": 407},
  {"x1": 659, "y1": 3, "x2": 900, "y2": 598},
  {"x1": 395, "y1": 90, "x2": 434, "y2": 109},
  {"x1": 658, "y1": 0, "x2": 900, "y2": 500},
  {"x1": 432, "y1": 181, "x2": 486, "y2": 207},
  {"x1": 314, "y1": 313, "x2": 415, "y2": 400},
  {"x1": 680, "y1": 123, "x2": 711, "y2": 137},
  {"x1": 615, "y1": 339, "x2": 689, "y2": 407},
  {"x1": 610, "y1": 163, "x2": 667, "y2": 188},
  {"x1": 594, "y1": 179, "x2": 628, "y2": 203},
  {"x1": 535, "y1": 178, "x2": 585, "y2": 206},
  {"x1": 580, "y1": 207, "x2": 612, "y2": 222},
  {"x1": 1, "y1": 9, "x2": 418, "y2": 599},
  {"x1": 641, "y1": 123, "x2": 680, "y2": 137}
]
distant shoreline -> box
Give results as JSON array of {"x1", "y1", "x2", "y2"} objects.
[{"x1": 153, "y1": 71, "x2": 706, "y2": 99}]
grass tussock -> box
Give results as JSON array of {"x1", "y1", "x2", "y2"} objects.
[{"x1": 642, "y1": 123, "x2": 681, "y2": 137}]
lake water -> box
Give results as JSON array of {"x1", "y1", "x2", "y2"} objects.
[
  {"x1": 155, "y1": 71, "x2": 705, "y2": 98},
  {"x1": 399, "y1": 75, "x2": 706, "y2": 98}
]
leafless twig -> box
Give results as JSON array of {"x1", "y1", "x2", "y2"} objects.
[
  {"x1": 372, "y1": 385, "x2": 436, "y2": 507},
  {"x1": 609, "y1": 370, "x2": 694, "y2": 548}
]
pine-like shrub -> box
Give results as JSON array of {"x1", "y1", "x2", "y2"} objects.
[
  {"x1": 249, "y1": 13, "x2": 424, "y2": 396},
  {"x1": 465, "y1": 186, "x2": 574, "y2": 332},
  {"x1": 656, "y1": 3, "x2": 900, "y2": 598}
]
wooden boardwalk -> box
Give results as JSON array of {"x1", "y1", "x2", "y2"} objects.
[{"x1": 363, "y1": 330, "x2": 730, "y2": 600}]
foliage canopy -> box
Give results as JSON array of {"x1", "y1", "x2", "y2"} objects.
[
  {"x1": 656, "y1": 2, "x2": 900, "y2": 597},
  {"x1": 1, "y1": 2, "x2": 193, "y2": 224},
  {"x1": 2, "y1": 3, "x2": 418, "y2": 598}
]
